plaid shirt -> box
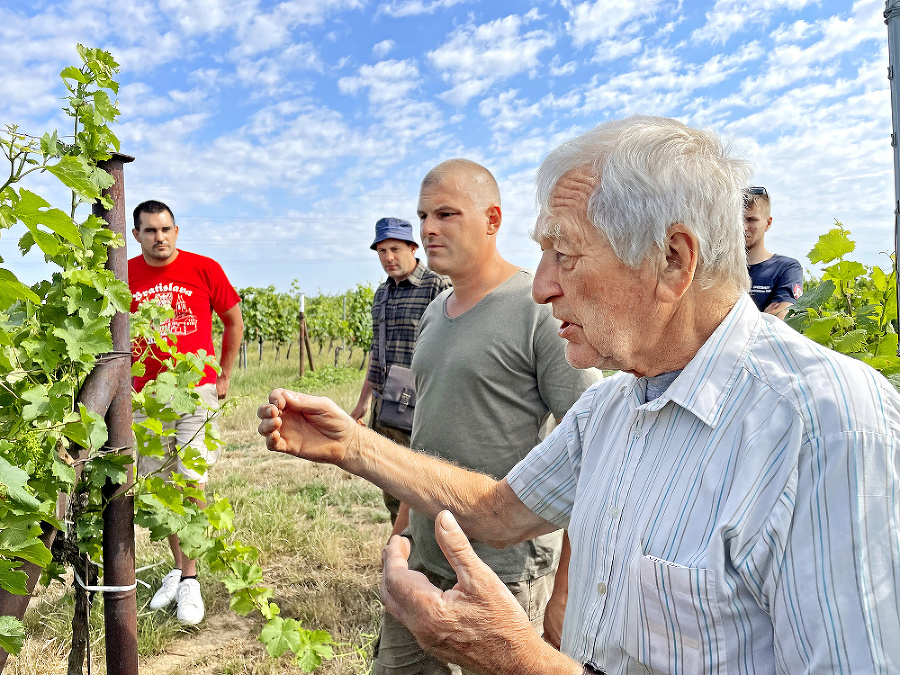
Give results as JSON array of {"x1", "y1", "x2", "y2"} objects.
[{"x1": 367, "y1": 260, "x2": 450, "y2": 391}]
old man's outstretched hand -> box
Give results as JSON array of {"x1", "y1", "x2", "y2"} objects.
[{"x1": 257, "y1": 388, "x2": 357, "y2": 466}]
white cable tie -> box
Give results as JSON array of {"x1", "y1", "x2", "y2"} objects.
[
  {"x1": 73, "y1": 570, "x2": 140, "y2": 593},
  {"x1": 135, "y1": 560, "x2": 166, "y2": 574}
]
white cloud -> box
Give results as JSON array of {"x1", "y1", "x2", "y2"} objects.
[
  {"x1": 0, "y1": 61, "x2": 64, "y2": 119},
  {"x1": 158, "y1": 0, "x2": 364, "y2": 38},
  {"x1": 119, "y1": 82, "x2": 178, "y2": 118},
  {"x1": 157, "y1": 0, "x2": 248, "y2": 34},
  {"x1": 113, "y1": 31, "x2": 186, "y2": 73},
  {"x1": 337, "y1": 60, "x2": 445, "y2": 146},
  {"x1": 376, "y1": 0, "x2": 470, "y2": 18},
  {"x1": 373, "y1": 40, "x2": 395, "y2": 57},
  {"x1": 0, "y1": 0, "x2": 892, "y2": 291},
  {"x1": 549, "y1": 56, "x2": 578, "y2": 76},
  {"x1": 563, "y1": 0, "x2": 666, "y2": 47},
  {"x1": 478, "y1": 90, "x2": 544, "y2": 132},
  {"x1": 578, "y1": 42, "x2": 762, "y2": 117},
  {"x1": 188, "y1": 68, "x2": 226, "y2": 89},
  {"x1": 740, "y1": 0, "x2": 884, "y2": 96},
  {"x1": 591, "y1": 37, "x2": 643, "y2": 63},
  {"x1": 231, "y1": 13, "x2": 293, "y2": 57},
  {"x1": 277, "y1": 0, "x2": 367, "y2": 24},
  {"x1": 118, "y1": 112, "x2": 211, "y2": 151},
  {"x1": 770, "y1": 19, "x2": 814, "y2": 44},
  {"x1": 428, "y1": 13, "x2": 556, "y2": 106},
  {"x1": 233, "y1": 43, "x2": 322, "y2": 95},
  {"x1": 691, "y1": 0, "x2": 824, "y2": 45},
  {"x1": 338, "y1": 59, "x2": 421, "y2": 103}
]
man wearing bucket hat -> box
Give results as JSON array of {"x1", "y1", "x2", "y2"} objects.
[{"x1": 351, "y1": 217, "x2": 450, "y2": 530}]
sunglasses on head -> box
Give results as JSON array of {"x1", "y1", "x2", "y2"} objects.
[{"x1": 746, "y1": 186, "x2": 768, "y2": 197}]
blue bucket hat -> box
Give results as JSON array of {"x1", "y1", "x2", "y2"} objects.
[{"x1": 371, "y1": 217, "x2": 416, "y2": 250}]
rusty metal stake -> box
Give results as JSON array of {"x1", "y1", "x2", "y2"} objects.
[{"x1": 93, "y1": 153, "x2": 138, "y2": 675}]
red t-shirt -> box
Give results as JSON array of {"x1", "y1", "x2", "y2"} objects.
[{"x1": 129, "y1": 249, "x2": 241, "y2": 392}]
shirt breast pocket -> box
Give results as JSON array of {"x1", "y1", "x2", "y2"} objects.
[{"x1": 622, "y1": 547, "x2": 729, "y2": 675}]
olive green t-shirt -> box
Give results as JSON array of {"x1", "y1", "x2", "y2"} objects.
[{"x1": 409, "y1": 270, "x2": 598, "y2": 582}]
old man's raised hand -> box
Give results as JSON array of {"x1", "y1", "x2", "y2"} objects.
[{"x1": 257, "y1": 388, "x2": 357, "y2": 465}]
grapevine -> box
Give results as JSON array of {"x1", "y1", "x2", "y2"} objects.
[
  {"x1": 0, "y1": 46, "x2": 333, "y2": 671},
  {"x1": 786, "y1": 223, "x2": 900, "y2": 387},
  {"x1": 237, "y1": 284, "x2": 374, "y2": 371}
]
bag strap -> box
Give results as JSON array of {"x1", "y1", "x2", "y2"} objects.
[{"x1": 378, "y1": 286, "x2": 390, "y2": 375}]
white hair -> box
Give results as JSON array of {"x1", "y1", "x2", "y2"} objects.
[{"x1": 535, "y1": 115, "x2": 751, "y2": 298}]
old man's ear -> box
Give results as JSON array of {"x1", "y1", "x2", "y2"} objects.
[{"x1": 656, "y1": 224, "x2": 698, "y2": 303}]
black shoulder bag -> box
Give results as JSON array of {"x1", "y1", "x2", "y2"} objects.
[{"x1": 375, "y1": 288, "x2": 416, "y2": 432}]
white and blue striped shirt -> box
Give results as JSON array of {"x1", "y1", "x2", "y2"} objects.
[{"x1": 508, "y1": 294, "x2": 900, "y2": 674}]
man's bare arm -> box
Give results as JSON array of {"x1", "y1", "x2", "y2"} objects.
[
  {"x1": 543, "y1": 531, "x2": 570, "y2": 649},
  {"x1": 217, "y1": 303, "x2": 243, "y2": 399},
  {"x1": 257, "y1": 388, "x2": 556, "y2": 546},
  {"x1": 763, "y1": 300, "x2": 794, "y2": 320},
  {"x1": 351, "y1": 372, "x2": 374, "y2": 421}
]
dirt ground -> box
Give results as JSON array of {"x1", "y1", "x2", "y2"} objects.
[{"x1": 138, "y1": 614, "x2": 257, "y2": 675}]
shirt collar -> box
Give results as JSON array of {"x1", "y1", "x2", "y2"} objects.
[
  {"x1": 387, "y1": 259, "x2": 427, "y2": 288},
  {"x1": 625, "y1": 295, "x2": 762, "y2": 426}
]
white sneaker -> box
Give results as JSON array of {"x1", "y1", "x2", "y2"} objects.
[
  {"x1": 175, "y1": 578, "x2": 205, "y2": 625},
  {"x1": 149, "y1": 569, "x2": 182, "y2": 610}
]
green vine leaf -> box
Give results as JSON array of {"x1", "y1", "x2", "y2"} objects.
[
  {"x1": 60, "y1": 66, "x2": 91, "y2": 84},
  {"x1": 15, "y1": 188, "x2": 81, "y2": 245},
  {"x1": 21, "y1": 385, "x2": 51, "y2": 423},
  {"x1": 46, "y1": 155, "x2": 110, "y2": 203},
  {"x1": 0, "y1": 456, "x2": 40, "y2": 509},
  {"x1": 53, "y1": 313, "x2": 114, "y2": 362},
  {"x1": 83, "y1": 454, "x2": 130, "y2": 490},
  {"x1": 204, "y1": 494, "x2": 234, "y2": 531},
  {"x1": 0, "y1": 268, "x2": 40, "y2": 310},
  {"x1": 792, "y1": 225, "x2": 900, "y2": 391},
  {"x1": 261, "y1": 616, "x2": 303, "y2": 658},
  {"x1": 62, "y1": 404, "x2": 107, "y2": 451},
  {"x1": 823, "y1": 260, "x2": 866, "y2": 285},
  {"x1": 222, "y1": 561, "x2": 264, "y2": 593},
  {"x1": 831, "y1": 329, "x2": 869, "y2": 355},
  {"x1": 0, "y1": 560, "x2": 29, "y2": 597},
  {"x1": 0, "y1": 615, "x2": 25, "y2": 655},
  {"x1": 0, "y1": 529, "x2": 52, "y2": 568},
  {"x1": 2, "y1": 45, "x2": 335, "y2": 670},
  {"x1": 296, "y1": 630, "x2": 335, "y2": 672},
  {"x1": 807, "y1": 227, "x2": 855, "y2": 265},
  {"x1": 801, "y1": 315, "x2": 838, "y2": 345}
]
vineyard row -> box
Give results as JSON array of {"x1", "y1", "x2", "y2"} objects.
[{"x1": 228, "y1": 283, "x2": 375, "y2": 367}]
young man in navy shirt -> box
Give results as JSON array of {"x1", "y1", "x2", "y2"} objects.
[{"x1": 744, "y1": 186, "x2": 803, "y2": 319}]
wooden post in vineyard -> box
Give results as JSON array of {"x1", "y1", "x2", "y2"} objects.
[{"x1": 298, "y1": 294, "x2": 315, "y2": 377}]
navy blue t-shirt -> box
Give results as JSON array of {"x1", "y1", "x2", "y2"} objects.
[{"x1": 748, "y1": 254, "x2": 803, "y2": 311}]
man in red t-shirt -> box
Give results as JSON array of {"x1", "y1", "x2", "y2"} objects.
[{"x1": 129, "y1": 199, "x2": 243, "y2": 625}]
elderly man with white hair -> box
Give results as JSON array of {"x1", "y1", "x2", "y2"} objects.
[{"x1": 258, "y1": 115, "x2": 900, "y2": 675}]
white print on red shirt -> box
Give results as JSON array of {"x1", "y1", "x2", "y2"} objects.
[{"x1": 143, "y1": 291, "x2": 199, "y2": 337}]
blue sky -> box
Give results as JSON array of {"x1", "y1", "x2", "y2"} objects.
[{"x1": 0, "y1": 0, "x2": 893, "y2": 295}]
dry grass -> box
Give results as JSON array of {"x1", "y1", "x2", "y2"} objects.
[{"x1": 7, "y1": 349, "x2": 388, "y2": 675}]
